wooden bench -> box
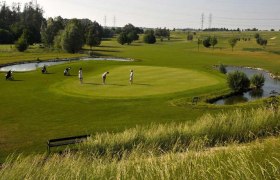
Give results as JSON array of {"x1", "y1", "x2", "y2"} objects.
[{"x1": 47, "y1": 135, "x2": 90, "y2": 153}]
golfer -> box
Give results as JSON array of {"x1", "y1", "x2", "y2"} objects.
[
  {"x1": 78, "y1": 67, "x2": 83, "y2": 84},
  {"x1": 102, "y1": 71, "x2": 109, "y2": 84},
  {"x1": 129, "y1": 69, "x2": 134, "y2": 84}
]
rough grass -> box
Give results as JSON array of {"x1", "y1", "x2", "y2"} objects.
[
  {"x1": 2, "y1": 138, "x2": 280, "y2": 180},
  {"x1": 77, "y1": 107, "x2": 280, "y2": 157},
  {"x1": 0, "y1": 107, "x2": 280, "y2": 179}
]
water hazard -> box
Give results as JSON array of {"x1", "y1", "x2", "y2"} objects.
[
  {"x1": 213, "y1": 66, "x2": 280, "y2": 105},
  {"x1": 0, "y1": 57, "x2": 133, "y2": 72}
]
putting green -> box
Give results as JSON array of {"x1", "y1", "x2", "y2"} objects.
[{"x1": 50, "y1": 65, "x2": 220, "y2": 98}]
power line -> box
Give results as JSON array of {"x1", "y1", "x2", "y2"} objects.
[
  {"x1": 215, "y1": 17, "x2": 280, "y2": 21},
  {"x1": 113, "y1": 16, "x2": 116, "y2": 28},
  {"x1": 209, "y1": 13, "x2": 212, "y2": 29},
  {"x1": 201, "y1": 13, "x2": 204, "y2": 30}
]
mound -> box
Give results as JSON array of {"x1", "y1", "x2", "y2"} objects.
[{"x1": 50, "y1": 66, "x2": 219, "y2": 98}]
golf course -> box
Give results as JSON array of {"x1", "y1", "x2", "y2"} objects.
[{"x1": 1, "y1": 30, "x2": 280, "y2": 179}]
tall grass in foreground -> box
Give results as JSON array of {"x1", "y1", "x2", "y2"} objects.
[
  {"x1": 79, "y1": 107, "x2": 280, "y2": 157},
  {"x1": 1, "y1": 138, "x2": 280, "y2": 179},
  {"x1": 0, "y1": 107, "x2": 280, "y2": 179}
]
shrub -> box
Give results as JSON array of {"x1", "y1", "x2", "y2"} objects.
[
  {"x1": 143, "y1": 30, "x2": 156, "y2": 44},
  {"x1": 227, "y1": 71, "x2": 250, "y2": 92},
  {"x1": 187, "y1": 34, "x2": 193, "y2": 41},
  {"x1": 228, "y1": 37, "x2": 238, "y2": 51},
  {"x1": 256, "y1": 37, "x2": 268, "y2": 48},
  {"x1": 219, "y1": 64, "x2": 227, "y2": 74},
  {"x1": 254, "y1": 33, "x2": 260, "y2": 39},
  {"x1": 251, "y1": 74, "x2": 265, "y2": 88},
  {"x1": 209, "y1": 36, "x2": 218, "y2": 49},
  {"x1": 15, "y1": 33, "x2": 29, "y2": 52},
  {"x1": 202, "y1": 36, "x2": 211, "y2": 48},
  {"x1": 117, "y1": 32, "x2": 128, "y2": 45}
]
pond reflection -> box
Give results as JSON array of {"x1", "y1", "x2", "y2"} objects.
[{"x1": 213, "y1": 66, "x2": 280, "y2": 105}]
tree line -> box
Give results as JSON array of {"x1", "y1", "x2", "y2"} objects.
[
  {"x1": 0, "y1": 1, "x2": 106, "y2": 53},
  {"x1": 0, "y1": 1, "x2": 151, "y2": 52},
  {"x1": 116, "y1": 27, "x2": 171, "y2": 45},
  {"x1": 186, "y1": 31, "x2": 268, "y2": 52}
]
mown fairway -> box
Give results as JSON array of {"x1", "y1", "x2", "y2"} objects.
[{"x1": 0, "y1": 31, "x2": 280, "y2": 161}]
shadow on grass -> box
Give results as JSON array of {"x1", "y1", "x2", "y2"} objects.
[
  {"x1": 83, "y1": 83, "x2": 151, "y2": 86},
  {"x1": 84, "y1": 82, "x2": 127, "y2": 86},
  {"x1": 9, "y1": 79, "x2": 23, "y2": 81},
  {"x1": 43, "y1": 72, "x2": 55, "y2": 75},
  {"x1": 129, "y1": 44, "x2": 142, "y2": 46},
  {"x1": 108, "y1": 83, "x2": 127, "y2": 86},
  {"x1": 269, "y1": 50, "x2": 280, "y2": 55},
  {"x1": 99, "y1": 45, "x2": 119, "y2": 48},
  {"x1": 243, "y1": 48, "x2": 264, "y2": 52},
  {"x1": 93, "y1": 49, "x2": 120, "y2": 53},
  {"x1": 83, "y1": 82, "x2": 103, "y2": 85},
  {"x1": 133, "y1": 83, "x2": 151, "y2": 86},
  {"x1": 82, "y1": 51, "x2": 110, "y2": 57}
]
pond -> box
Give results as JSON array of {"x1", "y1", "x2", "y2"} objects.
[
  {"x1": 213, "y1": 66, "x2": 280, "y2": 105},
  {"x1": 0, "y1": 57, "x2": 133, "y2": 72}
]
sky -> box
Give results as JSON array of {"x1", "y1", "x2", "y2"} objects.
[{"x1": 3, "y1": 0, "x2": 280, "y2": 29}]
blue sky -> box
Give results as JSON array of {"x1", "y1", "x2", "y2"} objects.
[{"x1": 4, "y1": 0, "x2": 280, "y2": 29}]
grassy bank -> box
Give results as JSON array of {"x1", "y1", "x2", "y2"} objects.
[
  {"x1": 1, "y1": 107, "x2": 280, "y2": 179},
  {"x1": 77, "y1": 107, "x2": 280, "y2": 156}
]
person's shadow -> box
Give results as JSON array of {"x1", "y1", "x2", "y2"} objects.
[{"x1": 133, "y1": 83, "x2": 151, "y2": 86}]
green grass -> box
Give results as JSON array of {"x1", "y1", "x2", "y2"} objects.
[
  {"x1": 0, "y1": 45, "x2": 84, "y2": 65},
  {"x1": 1, "y1": 107, "x2": 280, "y2": 179},
  {"x1": 2, "y1": 138, "x2": 280, "y2": 179},
  {"x1": 51, "y1": 65, "x2": 220, "y2": 98},
  {"x1": 0, "y1": 31, "x2": 280, "y2": 163}
]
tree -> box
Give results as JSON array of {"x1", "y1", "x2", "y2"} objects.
[
  {"x1": 227, "y1": 71, "x2": 250, "y2": 92},
  {"x1": 219, "y1": 64, "x2": 227, "y2": 74},
  {"x1": 127, "y1": 32, "x2": 136, "y2": 44},
  {"x1": 203, "y1": 36, "x2": 211, "y2": 48},
  {"x1": 209, "y1": 36, "x2": 218, "y2": 50},
  {"x1": 254, "y1": 33, "x2": 260, "y2": 39},
  {"x1": 143, "y1": 30, "x2": 156, "y2": 44},
  {"x1": 15, "y1": 31, "x2": 29, "y2": 52},
  {"x1": 0, "y1": 29, "x2": 13, "y2": 44},
  {"x1": 117, "y1": 32, "x2": 127, "y2": 45},
  {"x1": 256, "y1": 37, "x2": 268, "y2": 49},
  {"x1": 228, "y1": 37, "x2": 238, "y2": 51},
  {"x1": 61, "y1": 20, "x2": 84, "y2": 53},
  {"x1": 116, "y1": 23, "x2": 140, "y2": 45},
  {"x1": 155, "y1": 28, "x2": 170, "y2": 41},
  {"x1": 41, "y1": 17, "x2": 65, "y2": 47},
  {"x1": 251, "y1": 74, "x2": 265, "y2": 89},
  {"x1": 86, "y1": 22, "x2": 102, "y2": 49},
  {"x1": 122, "y1": 23, "x2": 139, "y2": 41},
  {"x1": 86, "y1": 31, "x2": 101, "y2": 49},
  {"x1": 187, "y1": 33, "x2": 193, "y2": 41},
  {"x1": 197, "y1": 38, "x2": 202, "y2": 51},
  {"x1": 21, "y1": 1, "x2": 44, "y2": 44},
  {"x1": 102, "y1": 28, "x2": 114, "y2": 38},
  {"x1": 53, "y1": 30, "x2": 63, "y2": 49}
]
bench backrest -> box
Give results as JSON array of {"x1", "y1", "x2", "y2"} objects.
[{"x1": 47, "y1": 135, "x2": 90, "y2": 153}]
